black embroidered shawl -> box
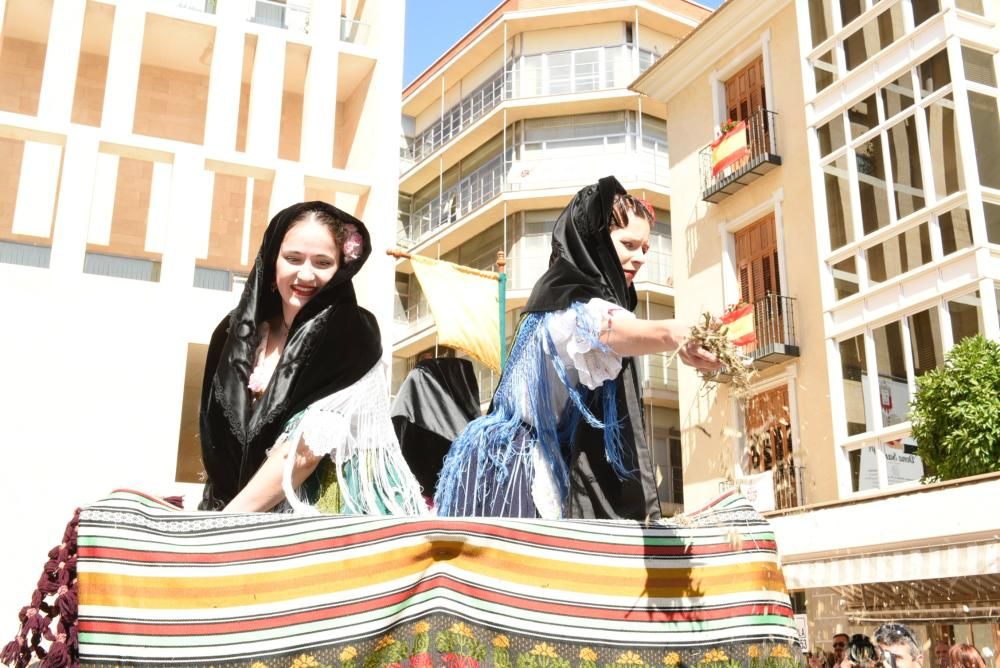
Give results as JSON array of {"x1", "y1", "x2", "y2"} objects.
[{"x1": 198, "y1": 201, "x2": 382, "y2": 510}]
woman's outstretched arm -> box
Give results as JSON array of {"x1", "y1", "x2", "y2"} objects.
[
  {"x1": 601, "y1": 317, "x2": 722, "y2": 372},
  {"x1": 224, "y1": 437, "x2": 323, "y2": 513}
]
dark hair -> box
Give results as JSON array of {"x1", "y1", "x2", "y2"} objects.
[
  {"x1": 288, "y1": 208, "x2": 358, "y2": 262},
  {"x1": 849, "y1": 634, "x2": 880, "y2": 666},
  {"x1": 949, "y1": 645, "x2": 987, "y2": 668},
  {"x1": 875, "y1": 623, "x2": 921, "y2": 661},
  {"x1": 610, "y1": 193, "x2": 655, "y2": 230}
]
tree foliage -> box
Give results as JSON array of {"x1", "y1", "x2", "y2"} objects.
[{"x1": 909, "y1": 335, "x2": 1000, "y2": 481}]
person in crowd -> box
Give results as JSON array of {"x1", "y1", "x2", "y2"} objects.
[
  {"x1": 198, "y1": 201, "x2": 426, "y2": 515},
  {"x1": 434, "y1": 176, "x2": 721, "y2": 519},
  {"x1": 829, "y1": 633, "x2": 851, "y2": 668},
  {"x1": 948, "y1": 644, "x2": 987, "y2": 668},
  {"x1": 839, "y1": 634, "x2": 880, "y2": 668},
  {"x1": 937, "y1": 641, "x2": 953, "y2": 668},
  {"x1": 875, "y1": 623, "x2": 924, "y2": 668}
]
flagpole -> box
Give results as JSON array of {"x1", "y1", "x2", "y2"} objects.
[{"x1": 496, "y1": 250, "x2": 507, "y2": 368}]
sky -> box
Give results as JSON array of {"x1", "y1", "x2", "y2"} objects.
[{"x1": 402, "y1": 0, "x2": 726, "y2": 89}]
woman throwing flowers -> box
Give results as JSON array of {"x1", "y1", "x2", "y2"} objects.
[
  {"x1": 198, "y1": 201, "x2": 426, "y2": 515},
  {"x1": 434, "y1": 177, "x2": 720, "y2": 520}
]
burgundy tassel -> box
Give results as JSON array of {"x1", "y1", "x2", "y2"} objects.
[
  {"x1": 2, "y1": 508, "x2": 81, "y2": 668},
  {"x1": 163, "y1": 495, "x2": 184, "y2": 509}
]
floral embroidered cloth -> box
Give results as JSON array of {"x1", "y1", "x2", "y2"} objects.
[{"x1": 66, "y1": 489, "x2": 800, "y2": 667}]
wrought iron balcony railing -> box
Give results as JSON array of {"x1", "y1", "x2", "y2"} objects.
[
  {"x1": 707, "y1": 294, "x2": 800, "y2": 383},
  {"x1": 699, "y1": 107, "x2": 781, "y2": 203}
]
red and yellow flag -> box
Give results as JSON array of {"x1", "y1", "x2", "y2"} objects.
[
  {"x1": 710, "y1": 122, "x2": 748, "y2": 176},
  {"x1": 720, "y1": 303, "x2": 756, "y2": 347}
]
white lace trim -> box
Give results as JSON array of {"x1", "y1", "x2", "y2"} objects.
[{"x1": 546, "y1": 298, "x2": 634, "y2": 390}]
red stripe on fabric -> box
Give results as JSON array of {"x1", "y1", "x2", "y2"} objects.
[
  {"x1": 78, "y1": 523, "x2": 775, "y2": 564},
  {"x1": 78, "y1": 575, "x2": 793, "y2": 636}
]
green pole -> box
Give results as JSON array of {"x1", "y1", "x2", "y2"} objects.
[{"x1": 497, "y1": 251, "x2": 507, "y2": 368}]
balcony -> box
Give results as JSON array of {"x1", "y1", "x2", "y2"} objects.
[
  {"x1": 249, "y1": 0, "x2": 308, "y2": 32},
  {"x1": 712, "y1": 294, "x2": 800, "y2": 382},
  {"x1": 171, "y1": 0, "x2": 216, "y2": 13},
  {"x1": 397, "y1": 143, "x2": 668, "y2": 249},
  {"x1": 394, "y1": 301, "x2": 434, "y2": 339},
  {"x1": 339, "y1": 16, "x2": 370, "y2": 45},
  {"x1": 699, "y1": 108, "x2": 781, "y2": 203},
  {"x1": 402, "y1": 45, "x2": 654, "y2": 171}
]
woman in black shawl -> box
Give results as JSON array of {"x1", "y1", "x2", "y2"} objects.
[
  {"x1": 198, "y1": 201, "x2": 426, "y2": 515},
  {"x1": 434, "y1": 177, "x2": 719, "y2": 520}
]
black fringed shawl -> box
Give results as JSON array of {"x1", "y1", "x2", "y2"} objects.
[
  {"x1": 523, "y1": 176, "x2": 661, "y2": 521},
  {"x1": 198, "y1": 201, "x2": 382, "y2": 510}
]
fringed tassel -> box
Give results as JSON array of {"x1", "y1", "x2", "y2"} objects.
[
  {"x1": 2, "y1": 509, "x2": 80, "y2": 668},
  {"x1": 599, "y1": 378, "x2": 631, "y2": 480}
]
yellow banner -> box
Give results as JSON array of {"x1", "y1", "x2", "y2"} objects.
[{"x1": 409, "y1": 255, "x2": 502, "y2": 372}]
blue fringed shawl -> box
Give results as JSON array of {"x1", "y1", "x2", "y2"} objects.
[{"x1": 434, "y1": 304, "x2": 632, "y2": 517}]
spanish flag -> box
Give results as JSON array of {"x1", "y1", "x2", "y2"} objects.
[
  {"x1": 711, "y1": 121, "x2": 748, "y2": 176},
  {"x1": 409, "y1": 255, "x2": 503, "y2": 372},
  {"x1": 720, "y1": 303, "x2": 756, "y2": 347}
]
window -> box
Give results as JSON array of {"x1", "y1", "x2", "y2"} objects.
[
  {"x1": 866, "y1": 222, "x2": 931, "y2": 283},
  {"x1": 840, "y1": 334, "x2": 870, "y2": 436},
  {"x1": 907, "y1": 307, "x2": 944, "y2": 376},
  {"x1": 886, "y1": 115, "x2": 925, "y2": 218},
  {"x1": 918, "y1": 50, "x2": 950, "y2": 97},
  {"x1": 832, "y1": 256, "x2": 860, "y2": 299},
  {"x1": 817, "y1": 116, "x2": 846, "y2": 156},
  {"x1": 848, "y1": 94, "x2": 879, "y2": 140},
  {"x1": 856, "y1": 136, "x2": 891, "y2": 235},
  {"x1": 968, "y1": 92, "x2": 1000, "y2": 190},
  {"x1": 872, "y1": 321, "x2": 910, "y2": 427},
  {"x1": 881, "y1": 72, "x2": 915, "y2": 120},
  {"x1": 745, "y1": 386, "x2": 799, "y2": 510},
  {"x1": 824, "y1": 155, "x2": 855, "y2": 249},
  {"x1": 938, "y1": 206, "x2": 973, "y2": 255},
  {"x1": 948, "y1": 291, "x2": 983, "y2": 343},
  {"x1": 735, "y1": 215, "x2": 782, "y2": 354},
  {"x1": 725, "y1": 57, "x2": 767, "y2": 122},
  {"x1": 985, "y1": 201, "x2": 1000, "y2": 244},
  {"x1": 925, "y1": 94, "x2": 964, "y2": 198},
  {"x1": 808, "y1": 0, "x2": 837, "y2": 47}
]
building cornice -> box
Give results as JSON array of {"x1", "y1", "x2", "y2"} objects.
[
  {"x1": 630, "y1": 0, "x2": 791, "y2": 103},
  {"x1": 403, "y1": 0, "x2": 709, "y2": 106}
]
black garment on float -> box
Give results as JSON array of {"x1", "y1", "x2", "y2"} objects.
[
  {"x1": 198, "y1": 201, "x2": 382, "y2": 510},
  {"x1": 390, "y1": 357, "x2": 481, "y2": 498},
  {"x1": 523, "y1": 176, "x2": 661, "y2": 521}
]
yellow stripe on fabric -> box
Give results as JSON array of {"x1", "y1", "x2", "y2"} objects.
[{"x1": 80, "y1": 541, "x2": 786, "y2": 609}]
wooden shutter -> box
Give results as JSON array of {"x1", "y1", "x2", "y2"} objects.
[
  {"x1": 734, "y1": 215, "x2": 782, "y2": 347},
  {"x1": 725, "y1": 56, "x2": 766, "y2": 122},
  {"x1": 745, "y1": 385, "x2": 797, "y2": 509}
]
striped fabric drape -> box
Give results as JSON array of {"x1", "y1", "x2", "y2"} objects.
[{"x1": 76, "y1": 489, "x2": 801, "y2": 667}]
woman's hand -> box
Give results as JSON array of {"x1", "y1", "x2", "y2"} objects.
[{"x1": 677, "y1": 338, "x2": 722, "y2": 372}]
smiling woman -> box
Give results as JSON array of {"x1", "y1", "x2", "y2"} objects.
[{"x1": 197, "y1": 201, "x2": 427, "y2": 516}]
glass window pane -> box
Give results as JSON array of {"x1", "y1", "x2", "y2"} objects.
[
  {"x1": 833, "y1": 256, "x2": 860, "y2": 299},
  {"x1": 886, "y1": 115, "x2": 925, "y2": 218},
  {"x1": 948, "y1": 291, "x2": 982, "y2": 344},
  {"x1": 856, "y1": 136, "x2": 892, "y2": 235},
  {"x1": 876, "y1": 4, "x2": 905, "y2": 50},
  {"x1": 808, "y1": 0, "x2": 837, "y2": 47},
  {"x1": 824, "y1": 155, "x2": 855, "y2": 249},
  {"x1": 866, "y1": 223, "x2": 931, "y2": 283},
  {"x1": 840, "y1": 335, "x2": 871, "y2": 436},
  {"x1": 873, "y1": 321, "x2": 910, "y2": 428},
  {"x1": 912, "y1": 0, "x2": 940, "y2": 26},
  {"x1": 955, "y1": 0, "x2": 985, "y2": 15},
  {"x1": 881, "y1": 73, "x2": 915, "y2": 119},
  {"x1": 814, "y1": 50, "x2": 837, "y2": 92},
  {"x1": 985, "y1": 201, "x2": 1000, "y2": 245},
  {"x1": 968, "y1": 92, "x2": 1000, "y2": 190},
  {"x1": 918, "y1": 50, "x2": 951, "y2": 97},
  {"x1": 849, "y1": 94, "x2": 879, "y2": 139},
  {"x1": 841, "y1": 0, "x2": 863, "y2": 26},
  {"x1": 907, "y1": 307, "x2": 944, "y2": 376},
  {"x1": 961, "y1": 46, "x2": 996, "y2": 87},
  {"x1": 844, "y1": 17, "x2": 880, "y2": 71},
  {"x1": 925, "y1": 94, "x2": 965, "y2": 198},
  {"x1": 817, "y1": 115, "x2": 846, "y2": 156},
  {"x1": 938, "y1": 206, "x2": 973, "y2": 255}
]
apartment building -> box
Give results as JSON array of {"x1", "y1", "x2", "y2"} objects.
[
  {"x1": 0, "y1": 0, "x2": 402, "y2": 615},
  {"x1": 634, "y1": 0, "x2": 999, "y2": 651},
  {"x1": 393, "y1": 0, "x2": 711, "y2": 516}
]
